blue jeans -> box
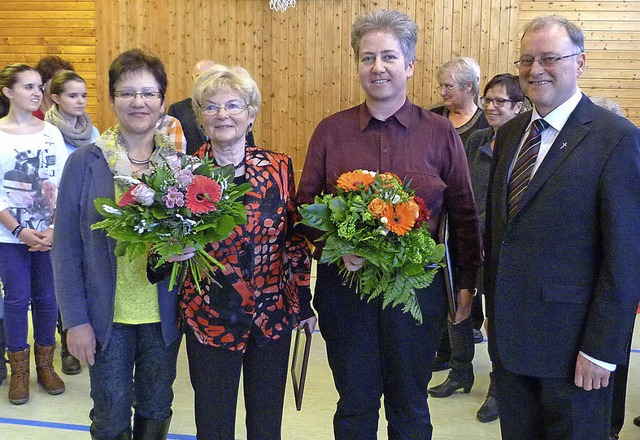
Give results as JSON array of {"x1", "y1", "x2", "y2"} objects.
[
  {"x1": 88, "y1": 322, "x2": 181, "y2": 439},
  {"x1": 0, "y1": 243, "x2": 57, "y2": 351}
]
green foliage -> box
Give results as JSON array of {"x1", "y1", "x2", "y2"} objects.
[
  {"x1": 298, "y1": 170, "x2": 446, "y2": 323},
  {"x1": 91, "y1": 156, "x2": 250, "y2": 292}
]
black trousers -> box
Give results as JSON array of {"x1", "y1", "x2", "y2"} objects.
[
  {"x1": 185, "y1": 329, "x2": 292, "y2": 440},
  {"x1": 495, "y1": 361, "x2": 612, "y2": 440},
  {"x1": 314, "y1": 263, "x2": 447, "y2": 440}
]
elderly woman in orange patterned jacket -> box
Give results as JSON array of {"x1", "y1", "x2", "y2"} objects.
[{"x1": 179, "y1": 64, "x2": 316, "y2": 440}]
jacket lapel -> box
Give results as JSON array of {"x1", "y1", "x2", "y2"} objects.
[{"x1": 517, "y1": 96, "x2": 592, "y2": 213}]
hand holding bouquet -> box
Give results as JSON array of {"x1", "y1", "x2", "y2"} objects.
[
  {"x1": 299, "y1": 170, "x2": 445, "y2": 323},
  {"x1": 92, "y1": 154, "x2": 251, "y2": 291}
]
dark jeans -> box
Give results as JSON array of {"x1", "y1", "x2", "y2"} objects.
[
  {"x1": 314, "y1": 263, "x2": 447, "y2": 440},
  {"x1": 185, "y1": 328, "x2": 292, "y2": 440},
  {"x1": 88, "y1": 323, "x2": 180, "y2": 439},
  {"x1": 495, "y1": 361, "x2": 612, "y2": 440},
  {"x1": 0, "y1": 243, "x2": 57, "y2": 351}
]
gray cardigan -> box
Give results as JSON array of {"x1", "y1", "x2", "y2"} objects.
[{"x1": 52, "y1": 144, "x2": 181, "y2": 347}]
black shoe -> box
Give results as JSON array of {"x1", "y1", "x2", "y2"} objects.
[
  {"x1": 428, "y1": 377, "x2": 473, "y2": 398},
  {"x1": 133, "y1": 412, "x2": 171, "y2": 440},
  {"x1": 634, "y1": 415, "x2": 640, "y2": 427},
  {"x1": 432, "y1": 359, "x2": 450, "y2": 372},
  {"x1": 61, "y1": 353, "x2": 82, "y2": 375},
  {"x1": 473, "y1": 329, "x2": 484, "y2": 343},
  {"x1": 477, "y1": 394, "x2": 499, "y2": 422}
]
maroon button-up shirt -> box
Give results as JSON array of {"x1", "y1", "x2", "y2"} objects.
[{"x1": 297, "y1": 98, "x2": 482, "y2": 289}]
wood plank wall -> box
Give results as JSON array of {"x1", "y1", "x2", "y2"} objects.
[
  {"x1": 0, "y1": 1, "x2": 98, "y2": 121},
  {"x1": 93, "y1": 0, "x2": 524, "y2": 175},
  {"x1": 0, "y1": 0, "x2": 638, "y2": 177}
]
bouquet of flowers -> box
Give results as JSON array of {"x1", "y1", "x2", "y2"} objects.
[
  {"x1": 92, "y1": 154, "x2": 251, "y2": 291},
  {"x1": 299, "y1": 170, "x2": 445, "y2": 323}
]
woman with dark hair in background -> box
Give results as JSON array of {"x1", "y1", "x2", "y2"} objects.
[
  {"x1": 429, "y1": 74, "x2": 525, "y2": 424},
  {"x1": 0, "y1": 63, "x2": 68, "y2": 405},
  {"x1": 52, "y1": 49, "x2": 185, "y2": 440},
  {"x1": 33, "y1": 55, "x2": 74, "y2": 120}
]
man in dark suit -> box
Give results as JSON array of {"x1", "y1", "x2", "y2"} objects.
[
  {"x1": 485, "y1": 15, "x2": 640, "y2": 440},
  {"x1": 168, "y1": 60, "x2": 216, "y2": 155}
]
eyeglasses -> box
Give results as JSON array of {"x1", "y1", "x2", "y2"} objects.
[
  {"x1": 436, "y1": 84, "x2": 460, "y2": 92},
  {"x1": 114, "y1": 90, "x2": 163, "y2": 101},
  {"x1": 201, "y1": 101, "x2": 248, "y2": 116},
  {"x1": 480, "y1": 97, "x2": 518, "y2": 108},
  {"x1": 514, "y1": 53, "x2": 582, "y2": 69}
]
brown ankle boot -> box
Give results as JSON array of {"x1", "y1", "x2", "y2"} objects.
[
  {"x1": 34, "y1": 343, "x2": 65, "y2": 395},
  {"x1": 7, "y1": 347, "x2": 30, "y2": 405}
]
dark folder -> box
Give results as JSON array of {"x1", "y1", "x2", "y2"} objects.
[
  {"x1": 438, "y1": 211, "x2": 458, "y2": 321},
  {"x1": 291, "y1": 323, "x2": 312, "y2": 411}
]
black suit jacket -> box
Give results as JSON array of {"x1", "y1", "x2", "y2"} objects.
[
  {"x1": 485, "y1": 94, "x2": 640, "y2": 378},
  {"x1": 168, "y1": 97, "x2": 256, "y2": 156},
  {"x1": 167, "y1": 98, "x2": 207, "y2": 155}
]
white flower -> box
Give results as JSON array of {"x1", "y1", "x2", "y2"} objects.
[
  {"x1": 103, "y1": 205, "x2": 122, "y2": 215},
  {"x1": 114, "y1": 175, "x2": 141, "y2": 185},
  {"x1": 131, "y1": 184, "x2": 156, "y2": 206},
  {"x1": 380, "y1": 216, "x2": 388, "y2": 224}
]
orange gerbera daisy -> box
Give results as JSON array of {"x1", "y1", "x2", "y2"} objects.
[
  {"x1": 185, "y1": 175, "x2": 222, "y2": 214},
  {"x1": 337, "y1": 170, "x2": 375, "y2": 192},
  {"x1": 383, "y1": 202, "x2": 416, "y2": 236}
]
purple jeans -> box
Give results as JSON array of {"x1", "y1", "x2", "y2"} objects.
[{"x1": 0, "y1": 243, "x2": 57, "y2": 351}]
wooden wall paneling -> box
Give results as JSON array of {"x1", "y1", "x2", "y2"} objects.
[
  {"x1": 86, "y1": 0, "x2": 637, "y2": 164},
  {"x1": 0, "y1": 0, "x2": 98, "y2": 128}
]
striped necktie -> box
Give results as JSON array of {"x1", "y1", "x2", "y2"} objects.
[{"x1": 507, "y1": 119, "x2": 549, "y2": 219}]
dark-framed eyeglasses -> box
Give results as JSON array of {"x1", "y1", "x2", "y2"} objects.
[
  {"x1": 201, "y1": 101, "x2": 248, "y2": 116},
  {"x1": 480, "y1": 97, "x2": 518, "y2": 108},
  {"x1": 514, "y1": 53, "x2": 582, "y2": 69}
]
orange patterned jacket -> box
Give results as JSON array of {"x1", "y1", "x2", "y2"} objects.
[{"x1": 180, "y1": 145, "x2": 313, "y2": 352}]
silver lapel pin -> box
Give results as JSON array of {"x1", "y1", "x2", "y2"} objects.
[{"x1": 560, "y1": 142, "x2": 567, "y2": 149}]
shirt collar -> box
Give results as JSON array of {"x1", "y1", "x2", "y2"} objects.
[
  {"x1": 357, "y1": 97, "x2": 412, "y2": 131},
  {"x1": 530, "y1": 89, "x2": 582, "y2": 133}
]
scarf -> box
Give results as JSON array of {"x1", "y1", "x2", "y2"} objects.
[
  {"x1": 95, "y1": 125, "x2": 178, "y2": 191},
  {"x1": 44, "y1": 104, "x2": 96, "y2": 149}
]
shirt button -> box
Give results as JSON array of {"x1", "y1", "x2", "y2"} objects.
[{"x1": 383, "y1": 149, "x2": 389, "y2": 154}]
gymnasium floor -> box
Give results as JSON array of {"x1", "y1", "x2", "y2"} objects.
[{"x1": 2, "y1": 318, "x2": 640, "y2": 438}]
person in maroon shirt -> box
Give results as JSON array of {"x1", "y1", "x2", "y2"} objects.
[{"x1": 297, "y1": 9, "x2": 482, "y2": 439}]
